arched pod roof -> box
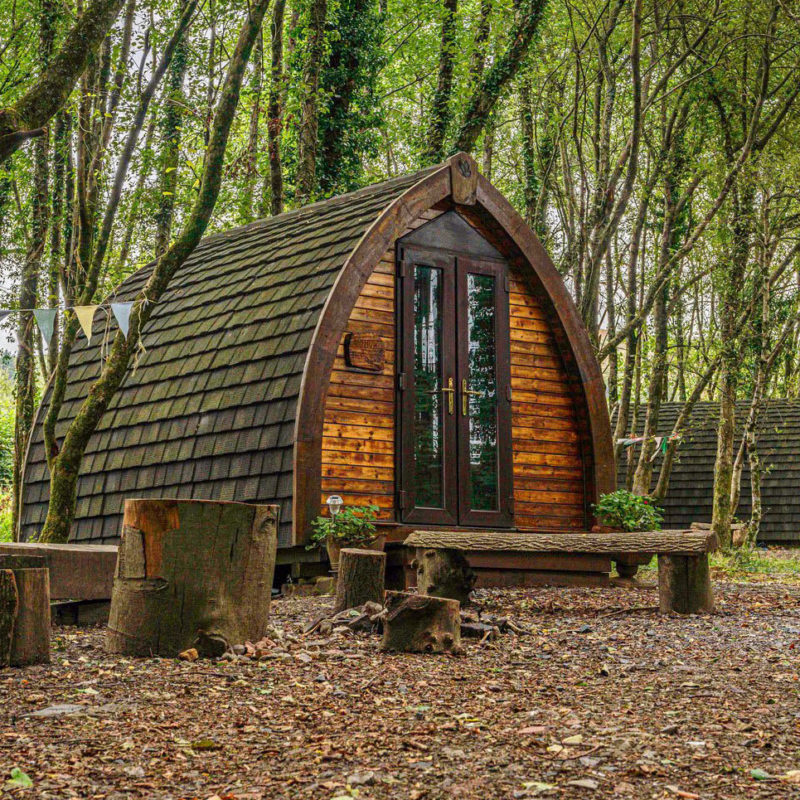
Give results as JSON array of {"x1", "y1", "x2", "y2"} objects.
[
  {"x1": 21, "y1": 167, "x2": 437, "y2": 546},
  {"x1": 21, "y1": 154, "x2": 614, "y2": 548}
]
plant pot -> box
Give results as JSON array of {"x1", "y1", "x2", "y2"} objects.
[{"x1": 326, "y1": 535, "x2": 342, "y2": 573}]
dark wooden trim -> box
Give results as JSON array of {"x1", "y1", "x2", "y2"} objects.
[
  {"x1": 293, "y1": 166, "x2": 452, "y2": 545},
  {"x1": 293, "y1": 152, "x2": 614, "y2": 545}
]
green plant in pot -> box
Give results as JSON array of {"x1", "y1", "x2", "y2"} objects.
[
  {"x1": 593, "y1": 489, "x2": 664, "y2": 532},
  {"x1": 308, "y1": 502, "x2": 382, "y2": 572}
]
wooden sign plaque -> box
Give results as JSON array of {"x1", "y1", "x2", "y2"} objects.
[{"x1": 344, "y1": 332, "x2": 385, "y2": 372}]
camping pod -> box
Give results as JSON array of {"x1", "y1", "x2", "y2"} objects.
[{"x1": 21, "y1": 153, "x2": 615, "y2": 583}]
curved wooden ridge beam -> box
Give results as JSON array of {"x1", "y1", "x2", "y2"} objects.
[{"x1": 404, "y1": 529, "x2": 717, "y2": 555}]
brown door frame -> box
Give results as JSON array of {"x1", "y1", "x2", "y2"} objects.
[
  {"x1": 397, "y1": 245, "x2": 459, "y2": 525},
  {"x1": 397, "y1": 244, "x2": 513, "y2": 528}
]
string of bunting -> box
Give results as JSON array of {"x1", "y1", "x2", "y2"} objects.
[
  {"x1": 0, "y1": 302, "x2": 134, "y2": 347},
  {"x1": 617, "y1": 433, "x2": 681, "y2": 461}
]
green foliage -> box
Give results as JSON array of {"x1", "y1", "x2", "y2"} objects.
[
  {"x1": 594, "y1": 490, "x2": 663, "y2": 532},
  {"x1": 307, "y1": 504, "x2": 378, "y2": 549},
  {"x1": 7, "y1": 767, "x2": 33, "y2": 789}
]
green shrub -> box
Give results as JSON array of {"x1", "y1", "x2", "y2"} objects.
[
  {"x1": 594, "y1": 489, "x2": 663, "y2": 532},
  {"x1": 307, "y1": 505, "x2": 378, "y2": 550},
  {"x1": 0, "y1": 490, "x2": 11, "y2": 542}
]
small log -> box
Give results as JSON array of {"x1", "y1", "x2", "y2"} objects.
[
  {"x1": 380, "y1": 590, "x2": 462, "y2": 654},
  {"x1": 414, "y1": 548, "x2": 475, "y2": 604},
  {"x1": 0, "y1": 555, "x2": 50, "y2": 666},
  {"x1": 106, "y1": 499, "x2": 278, "y2": 657},
  {"x1": 0, "y1": 569, "x2": 18, "y2": 666},
  {"x1": 334, "y1": 549, "x2": 386, "y2": 614},
  {"x1": 657, "y1": 554, "x2": 714, "y2": 614}
]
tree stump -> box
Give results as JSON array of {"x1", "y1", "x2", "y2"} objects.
[
  {"x1": 334, "y1": 548, "x2": 386, "y2": 613},
  {"x1": 657, "y1": 554, "x2": 714, "y2": 614},
  {"x1": 413, "y1": 548, "x2": 476, "y2": 604},
  {"x1": 0, "y1": 555, "x2": 50, "y2": 666},
  {"x1": 0, "y1": 569, "x2": 18, "y2": 666},
  {"x1": 106, "y1": 499, "x2": 278, "y2": 657},
  {"x1": 380, "y1": 590, "x2": 462, "y2": 654}
]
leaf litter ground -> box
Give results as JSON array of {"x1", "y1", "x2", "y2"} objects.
[{"x1": 2, "y1": 578, "x2": 800, "y2": 799}]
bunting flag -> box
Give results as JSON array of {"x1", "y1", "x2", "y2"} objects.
[
  {"x1": 111, "y1": 302, "x2": 134, "y2": 337},
  {"x1": 33, "y1": 309, "x2": 57, "y2": 346},
  {"x1": 74, "y1": 305, "x2": 99, "y2": 343}
]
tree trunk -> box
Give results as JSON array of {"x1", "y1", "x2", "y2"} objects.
[
  {"x1": 295, "y1": 0, "x2": 327, "y2": 203},
  {"x1": 39, "y1": 0, "x2": 269, "y2": 543},
  {"x1": 0, "y1": 555, "x2": 51, "y2": 665},
  {"x1": 334, "y1": 548, "x2": 385, "y2": 613},
  {"x1": 239, "y1": 35, "x2": 263, "y2": 224},
  {"x1": 106, "y1": 499, "x2": 278, "y2": 657},
  {"x1": 424, "y1": 0, "x2": 458, "y2": 164},
  {"x1": 154, "y1": 3, "x2": 190, "y2": 256},
  {"x1": 381, "y1": 591, "x2": 462, "y2": 654},
  {"x1": 0, "y1": 570, "x2": 18, "y2": 666},
  {"x1": 264, "y1": 0, "x2": 286, "y2": 216},
  {"x1": 413, "y1": 547, "x2": 475, "y2": 605},
  {"x1": 657, "y1": 554, "x2": 714, "y2": 614}
]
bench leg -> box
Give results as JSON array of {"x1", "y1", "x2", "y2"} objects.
[
  {"x1": 412, "y1": 548, "x2": 475, "y2": 604},
  {"x1": 657, "y1": 554, "x2": 714, "y2": 614}
]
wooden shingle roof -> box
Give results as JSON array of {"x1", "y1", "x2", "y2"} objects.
[
  {"x1": 617, "y1": 400, "x2": 800, "y2": 542},
  {"x1": 21, "y1": 167, "x2": 436, "y2": 547}
]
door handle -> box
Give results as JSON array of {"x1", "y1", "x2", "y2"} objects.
[
  {"x1": 429, "y1": 376, "x2": 455, "y2": 415},
  {"x1": 461, "y1": 378, "x2": 481, "y2": 416}
]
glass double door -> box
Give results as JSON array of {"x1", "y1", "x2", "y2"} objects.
[{"x1": 399, "y1": 247, "x2": 512, "y2": 527}]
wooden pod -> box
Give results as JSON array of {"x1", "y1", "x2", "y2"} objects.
[
  {"x1": 334, "y1": 549, "x2": 386, "y2": 613},
  {"x1": 106, "y1": 499, "x2": 278, "y2": 658},
  {"x1": 0, "y1": 555, "x2": 50, "y2": 666},
  {"x1": 381, "y1": 590, "x2": 461, "y2": 654}
]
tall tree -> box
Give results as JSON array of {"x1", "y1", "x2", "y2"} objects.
[
  {"x1": 424, "y1": 0, "x2": 457, "y2": 164},
  {"x1": 39, "y1": 0, "x2": 272, "y2": 543},
  {"x1": 295, "y1": 0, "x2": 328, "y2": 203}
]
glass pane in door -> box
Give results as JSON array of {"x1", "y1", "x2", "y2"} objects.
[
  {"x1": 413, "y1": 266, "x2": 444, "y2": 507},
  {"x1": 466, "y1": 273, "x2": 498, "y2": 510}
]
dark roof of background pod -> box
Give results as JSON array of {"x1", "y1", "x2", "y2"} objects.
[
  {"x1": 20, "y1": 166, "x2": 437, "y2": 547},
  {"x1": 614, "y1": 400, "x2": 800, "y2": 542}
]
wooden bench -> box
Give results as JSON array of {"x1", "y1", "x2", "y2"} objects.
[{"x1": 404, "y1": 529, "x2": 717, "y2": 614}]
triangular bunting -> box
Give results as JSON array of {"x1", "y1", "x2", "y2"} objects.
[
  {"x1": 111, "y1": 302, "x2": 134, "y2": 337},
  {"x1": 74, "y1": 305, "x2": 99, "y2": 343},
  {"x1": 33, "y1": 308, "x2": 57, "y2": 346}
]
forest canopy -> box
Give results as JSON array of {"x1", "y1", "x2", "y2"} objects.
[{"x1": 0, "y1": 0, "x2": 799, "y2": 546}]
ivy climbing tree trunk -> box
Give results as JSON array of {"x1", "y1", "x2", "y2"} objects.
[
  {"x1": 295, "y1": 0, "x2": 328, "y2": 204},
  {"x1": 424, "y1": 0, "x2": 458, "y2": 164},
  {"x1": 264, "y1": 0, "x2": 286, "y2": 216},
  {"x1": 39, "y1": 0, "x2": 271, "y2": 544}
]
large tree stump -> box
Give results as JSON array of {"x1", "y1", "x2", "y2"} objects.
[
  {"x1": 334, "y1": 548, "x2": 385, "y2": 613},
  {"x1": 657, "y1": 554, "x2": 714, "y2": 614},
  {"x1": 380, "y1": 590, "x2": 462, "y2": 654},
  {"x1": 0, "y1": 555, "x2": 50, "y2": 666},
  {"x1": 106, "y1": 499, "x2": 278, "y2": 657},
  {"x1": 413, "y1": 547, "x2": 476, "y2": 604}
]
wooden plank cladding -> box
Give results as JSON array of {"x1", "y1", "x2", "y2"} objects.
[
  {"x1": 320, "y1": 210, "x2": 443, "y2": 520},
  {"x1": 509, "y1": 265, "x2": 587, "y2": 530}
]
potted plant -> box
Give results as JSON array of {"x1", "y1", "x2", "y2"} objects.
[
  {"x1": 308, "y1": 504, "x2": 383, "y2": 572},
  {"x1": 593, "y1": 489, "x2": 664, "y2": 532}
]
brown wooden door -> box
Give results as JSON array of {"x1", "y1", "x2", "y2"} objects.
[{"x1": 398, "y1": 246, "x2": 512, "y2": 527}]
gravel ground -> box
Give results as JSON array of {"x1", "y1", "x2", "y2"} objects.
[{"x1": 2, "y1": 579, "x2": 800, "y2": 799}]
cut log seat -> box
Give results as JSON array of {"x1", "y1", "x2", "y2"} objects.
[{"x1": 404, "y1": 529, "x2": 717, "y2": 614}]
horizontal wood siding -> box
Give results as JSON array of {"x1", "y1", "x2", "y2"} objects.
[
  {"x1": 320, "y1": 209, "x2": 443, "y2": 519},
  {"x1": 509, "y1": 269, "x2": 587, "y2": 530}
]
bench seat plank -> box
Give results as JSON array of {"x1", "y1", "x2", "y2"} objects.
[{"x1": 404, "y1": 529, "x2": 716, "y2": 556}]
